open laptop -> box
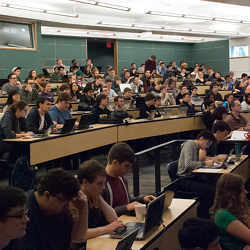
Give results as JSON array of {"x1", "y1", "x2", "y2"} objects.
[
  {"x1": 111, "y1": 191, "x2": 166, "y2": 240},
  {"x1": 115, "y1": 228, "x2": 139, "y2": 250},
  {"x1": 52, "y1": 118, "x2": 76, "y2": 134},
  {"x1": 77, "y1": 115, "x2": 91, "y2": 130}
]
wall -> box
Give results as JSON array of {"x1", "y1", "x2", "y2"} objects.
[
  {"x1": 229, "y1": 37, "x2": 250, "y2": 78},
  {"x1": 117, "y1": 40, "x2": 193, "y2": 72},
  {"x1": 191, "y1": 40, "x2": 229, "y2": 76},
  {"x1": 0, "y1": 22, "x2": 87, "y2": 80}
]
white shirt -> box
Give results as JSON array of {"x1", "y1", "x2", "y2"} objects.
[{"x1": 38, "y1": 114, "x2": 45, "y2": 131}]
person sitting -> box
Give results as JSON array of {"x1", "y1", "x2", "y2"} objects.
[
  {"x1": 130, "y1": 75, "x2": 143, "y2": 94},
  {"x1": 151, "y1": 81, "x2": 162, "y2": 97},
  {"x1": 223, "y1": 94, "x2": 233, "y2": 113},
  {"x1": 176, "y1": 86, "x2": 189, "y2": 105},
  {"x1": 70, "y1": 82, "x2": 82, "y2": 101},
  {"x1": 0, "y1": 101, "x2": 33, "y2": 139},
  {"x1": 50, "y1": 66, "x2": 66, "y2": 83},
  {"x1": 34, "y1": 74, "x2": 46, "y2": 92},
  {"x1": 2, "y1": 73, "x2": 21, "y2": 94},
  {"x1": 223, "y1": 75, "x2": 234, "y2": 90},
  {"x1": 200, "y1": 121, "x2": 230, "y2": 162},
  {"x1": 196, "y1": 71, "x2": 205, "y2": 85},
  {"x1": 59, "y1": 84, "x2": 71, "y2": 96},
  {"x1": 178, "y1": 218, "x2": 221, "y2": 250},
  {"x1": 53, "y1": 58, "x2": 66, "y2": 72},
  {"x1": 123, "y1": 88, "x2": 133, "y2": 102},
  {"x1": 241, "y1": 93, "x2": 250, "y2": 112},
  {"x1": 20, "y1": 79, "x2": 39, "y2": 104},
  {"x1": 160, "y1": 86, "x2": 176, "y2": 106},
  {"x1": 78, "y1": 86, "x2": 95, "y2": 111},
  {"x1": 2, "y1": 90, "x2": 21, "y2": 113},
  {"x1": 210, "y1": 84, "x2": 223, "y2": 106},
  {"x1": 121, "y1": 70, "x2": 133, "y2": 84},
  {"x1": 103, "y1": 143, "x2": 155, "y2": 216},
  {"x1": 0, "y1": 186, "x2": 28, "y2": 250},
  {"x1": 26, "y1": 97, "x2": 53, "y2": 134},
  {"x1": 39, "y1": 82, "x2": 54, "y2": 103},
  {"x1": 92, "y1": 94, "x2": 111, "y2": 123},
  {"x1": 141, "y1": 70, "x2": 152, "y2": 92},
  {"x1": 225, "y1": 99, "x2": 248, "y2": 131},
  {"x1": 180, "y1": 93, "x2": 196, "y2": 115},
  {"x1": 190, "y1": 86, "x2": 202, "y2": 105},
  {"x1": 19, "y1": 169, "x2": 88, "y2": 250},
  {"x1": 129, "y1": 63, "x2": 137, "y2": 77},
  {"x1": 138, "y1": 93, "x2": 157, "y2": 119},
  {"x1": 105, "y1": 79, "x2": 118, "y2": 98},
  {"x1": 49, "y1": 92, "x2": 76, "y2": 128},
  {"x1": 111, "y1": 96, "x2": 131, "y2": 121},
  {"x1": 177, "y1": 130, "x2": 215, "y2": 218},
  {"x1": 78, "y1": 160, "x2": 123, "y2": 240},
  {"x1": 112, "y1": 78, "x2": 122, "y2": 96},
  {"x1": 211, "y1": 173, "x2": 250, "y2": 250},
  {"x1": 212, "y1": 106, "x2": 228, "y2": 124}
]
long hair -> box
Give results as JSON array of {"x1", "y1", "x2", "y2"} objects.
[{"x1": 210, "y1": 173, "x2": 250, "y2": 226}]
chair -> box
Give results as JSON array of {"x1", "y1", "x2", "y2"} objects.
[{"x1": 167, "y1": 160, "x2": 198, "y2": 199}]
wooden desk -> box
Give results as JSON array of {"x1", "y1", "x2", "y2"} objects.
[
  {"x1": 87, "y1": 199, "x2": 198, "y2": 250},
  {"x1": 219, "y1": 90, "x2": 233, "y2": 99},
  {"x1": 196, "y1": 85, "x2": 210, "y2": 95},
  {"x1": 0, "y1": 96, "x2": 7, "y2": 104},
  {"x1": 117, "y1": 116, "x2": 205, "y2": 142},
  {"x1": 193, "y1": 155, "x2": 249, "y2": 181},
  {"x1": 242, "y1": 112, "x2": 250, "y2": 122},
  {"x1": 4, "y1": 124, "x2": 117, "y2": 165}
]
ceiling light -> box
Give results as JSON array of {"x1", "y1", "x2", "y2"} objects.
[
  {"x1": 70, "y1": 0, "x2": 130, "y2": 11},
  {"x1": 133, "y1": 24, "x2": 165, "y2": 30}
]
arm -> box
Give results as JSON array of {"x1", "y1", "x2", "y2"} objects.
[
  {"x1": 183, "y1": 143, "x2": 203, "y2": 171},
  {"x1": 1, "y1": 112, "x2": 16, "y2": 138},
  {"x1": 98, "y1": 195, "x2": 118, "y2": 223}
]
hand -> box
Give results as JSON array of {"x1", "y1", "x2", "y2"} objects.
[
  {"x1": 25, "y1": 84, "x2": 33, "y2": 92},
  {"x1": 205, "y1": 160, "x2": 214, "y2": 166},
  {"x1": 25, "y1": 131, "x2": 34, "y2": 136},
  {"x1": 126, "y1": 201, "x2": 140, "y2": 211},
  {"x1": 143, "y1": 195, "x2": 156, "y2": 203},
  {"x1": 215, "y1": 154, "x2": 227, "y2": 162},
  {"x1": 71, "y1": 190, "x2": 88, "y2": 211},
  {"x1": 243, "y1": 245, "x2": 250, "y2": 250},
  {"x1": 74, "y1": 121, "x2": 79, "y2": 128},
  {"x1": 56, "y1": 124, "x2": 63, "y2": 129},
  {"x1": 105, "y1": 220, "x2": 124, "y2": 234}
]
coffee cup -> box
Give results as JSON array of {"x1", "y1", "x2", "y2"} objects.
[
  {"x1": 244, "y1": 132, "x2": 250, "y2": 141},
  {"x1": 134, "y1": 203, "x2": 146, "y2": 222}
]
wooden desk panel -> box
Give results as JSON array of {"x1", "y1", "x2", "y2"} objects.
[
  {"x1": 242, "y1": 112, "x2": 250, "y2": 122},
  {"x1": 220, "y1": 90, "x2": 233, "y2": 99},
  {"x1": 87, "y1": 199, "x2": 197, "y2": 250},
  {"x1": 0, "y1": 97, "x2": 7, "y2": 104},
  {"x1": 118, "y1": 116, "x2": 205, "y2": 142},
  {"x1": 197, "y1": 85, "x2": 210, "y2": 95}
]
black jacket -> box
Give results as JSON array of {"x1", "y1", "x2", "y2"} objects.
[
  {"x1": 78, "y1": 94, "x2": 95, "y2": 111},
  {"x1": 26, "y1": 108, "x2": 53, "y2": 134}
]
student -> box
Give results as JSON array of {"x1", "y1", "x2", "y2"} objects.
[
  {"x1": 223, "y1": 75, "x2": 234, "y2": 91},
  {"x1": 166, "y1": 79, "x2": 178, "y2": 98},
  {"x1": 11, "y1": 67, "x2": 22, "y2": 84},
  {"x1": 199, "y1": 121, "x2": 230, "y2": 161},
  {"x1": 92, "y1": 94, "x2": 111, "y2": 123},
  {"x1": 49, "y1": 92, "x2": 75, "y2": 128},
  {"x1": 19, "y1": 169, "x2": 88, "y2": 250},
  {"x1": 160, "y1": 86, "x2": 176, "y2": 106},
  {"x1": 34, "y1": 74, "x2": 46, "y2": 92},
  {"x1": 190, "y1": 86, "x2": 202, "y2": 105},
  {"x1": 78, "y1": 86, "x2": 95, "y2": 111},
  {"x1": 105, "y1": 68, "x2": 117, "y2": 85},
  {"x1": 3, "y1": 90, "x2": 21, "y2": 113},
  {"x1": 2, "y1": 73, "x2": 21, "y2": 94},
  {"x1": 141, "y1": 70, "x2": 152, "y2": 92},
  {"x1": 211, "y1": 173, "x2": 250, "y2": 250},
  {"x1": 70, "y1": 83, "x2": 82, "y2": 101},
  {"x1": 130, "y1": 75, "x2": 143, "y2": 94},
  {"x1": 180, "y1": 93, "x2": 196, "y2": 115},
  {"x1": 176, "y1": 86, "x2": 188, "y2": 105},
  {"x1": 210, "y1": 84, "x2": 223, "y2": 105},
  {"x1": 121, "y1": 70, "x2": 133, "y2": 84},
  {"x1": 225, "y1": 99, "x2": 248, "y2": 131},
  {"x1": 223, "y1": 94, "x2": 233, "y2": 113},
  {"x1": 50, "y1": 66, "x2": 66, "y2": 83},
  {"x1": 178, "y1": 218, "x2": 221, "y2": 250},
  {"x1": 123, "y1": 88, "x2": 133, "y2": 101},
  {"x1": 196, "y1": 71, "x2": 205, "y2": 85},
  {"x1": 0, "y1": 186, "x2": 28, "y2": 250},
  {"x1": 20, "y1": 79, "x2": 39, "y2": 104},
  {"x1": 103, "y1": 143, "x2": 155, "y2": 216},
  {"x1": 112, "y1": 78, "x2": 121, "y2": 95},
  {"x1": 26, "y1": 70, "x2": 37, "y2": 81},
  {"x1": 129, "y1": 63, "x2": 137, "y2": 76},
  {"x1": 213, "y1": 106, "x2": 228, "y2": 124},
  {"x1": 144, "y1": 55, "x2": 156, "y2": 73},
  {"x1": 111, "y1": 96, "x2": 131, "y2": 121},
  {"x1": 105, "y1": 79, "x2": 118, "y2": 98},
  {"x1": 138, "y1": 93, "x2": 157, "y2": 119},
  {"x1": 241, "y1": 93, "x2": 250, "y2": 112},
  {"x1": 70, "y1": 59, "x2": 79, "y2": 72},
  {"x1": 0, "y1": 101, "x2": 33, "y2": 139},
  {"x1": 78, "y1": 160, "x2": 123, "y2": 240},
  {"x1": 59, "y1": 84, "x2": 71, "y2": 95},
  {"x1": 177, "y1": 130, "x2": 215, "y2": 218},
  {"x1": 26, "y1": 97, "x2": 53, "y2": 134},
  {"x1": 53, "y1": 58, "x2": 66, "y2": 72},
  {"x1": 39, "y1": 82, "x2": 54, "y2": 103},
  {"x1": 150, "y1": 81, "x2": 162, "y2": 96}
]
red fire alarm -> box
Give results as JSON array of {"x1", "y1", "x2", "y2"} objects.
[{"x1": 106, "y1": 40, "x2": 112, "y2": 48}]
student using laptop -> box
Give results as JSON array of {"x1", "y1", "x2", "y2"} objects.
[
  {"x1": 49, "y1": 92, "x2": 78, "y2": 128},
  {"x1": 177, "y1": 130, "x2": 216, "y2": 218},
  {"x1": 26, "y1": 97, "x2": 53, "y2": 134},
  {"x1": 178, "y1": 218, "x2": 221, "y2": 250},
  {"x1": 92, "y1": 94, "x2": 111, "y2": 123},
  {"x1": 103, "y1": 143, "x2": 155, "y2": 216},
  {"x1": 77, "y1": 160, "x2": 123, "y2": 240}
]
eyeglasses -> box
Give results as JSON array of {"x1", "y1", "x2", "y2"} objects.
[
  {"x1": 7, "y1": 209, "x2": 29, "y2": 219},
  {"x1": 10, "y1": 77, "x2": 17, "y2": 80}
]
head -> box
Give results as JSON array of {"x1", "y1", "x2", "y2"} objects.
[
  {"x1": 105, "y1": 79, "x2": 112, "y2": 90},
  {"x1": 86, "y1": 58, "x2": 92, "y2": 65},
  {"x1": 182, "y1": 93, "x2": 191, "y2": 103},
  {"x1": 58, "y1": 66, "x2": 65, "y2": 75},
  {"x1": 211, "y1": 174, "x2": 248, "y2": 226},
  {"x1": 8, "y1": 73, "x2": 17, "y2": 85},
  {"x1": 178, "y1": 218, "x2": 221, "y2": 250},
  {"x1": 114, "y1": 96, "x2": 125, "y2": 110},
  {"x1": 36, "y1": 74, "x2": 45, "y2": 84},
  {"x1": 215, "y1": 72, "x2": 221, "y2": 79},
  {"x1": 123, "y1": 88, "x2": 132, "y2": 98},
  {"x1": 154, "y1": 96, "x2": 161, "y2": 107},
  {"x1": 56, "y1": 92, "x2": 71, "y2": 110},
  {"x1": 241, "y1": 73, "x2": 248, "y2": 81},
  {"x1": 131, "y1": 63, "x2": 136, "y2": 69},
  {"x1": 37, "y1": 97, "x2": 51, "y2": 113},
  {"x1": 78, "y1": 160, "x2": 106, "y2": 198},
  {"x1": 145, "y1": 93, "x2": 155, "y2": 107},
  {"x1": 96, "y1": 94, "x2": 108, "y2": 107},
  {"x1": 168, "y1": 79, "x2": 176, "y2": 89},
  {"x1": 59, "y1": 84, "x2": 71, "y2": 95},
  {"x1": 231, "y1": 99, "x2": 241, "y2": 113},
  {"x1": 212, "y1": 121, "x2": 230, "y2": 141},
  {"x1": 44, "y1": 83, "x2": 51, "y2": 93},
  {"x1": 84, "y1": 86, "x2": 94, "y2": 97},
  {"x1": 57, "y1": 58, "x2": 63, "y2": 65},
  {"x1": 151, "y1": 55, "x2": 156, "y2": 61},
  {"x1": 72, "y1": 59, "x2": 78, "y2": 66},
  {"x1": 191, "y1": 86, "x2": 198, "y2": 96},
  {"x1": 10, "y1": 101, "x2": 28, "y2": 119},
  {"x1": 145, "y1": 70, "x2": 151, "y2": 78},
  {"x1": 245, "y1": 94, "x2": 250, "y2": 104},
  {"x1": 198, "y1": 71, "x2": 204, "y2": 78},
  {"x1": 71, "y1": 82, "x2": 79, "y2": 93},
  {"x1": 196, "y1": 130, "x2": 215, "y2": 150},
  {"x1": 107, "y1": 143, "x2": 135, "y2": 177},
  {"x1": 12, "y1": 67, "x2": 21, "y2": 77},
  {"x1": 37, "y1": 169, "x2": 80, "y2": 215},
  {"x1": 54, "y1": 67, "x2": 59, "y2": 74},
  {"x1": 208, "y1": 67, "x2": 214, "y2": 75},
  {"x1": 124, "y1": 70, "x2": 130, "y2": 79},
  {"x1": 108, "y1": 69, "x2": 116, "y2": 77},
  {"x1": 28, "y1": 70, "x2": 36, "y2": 79},
  {"x1": 212, "y1": 84, "x2": 219, "y2": 94},
  {"x1": 0, "y1": 186, "x2": 28, "y2": 242},
  {"x1": 213, "y1": 107, "x2": 228, "y2": 121},
  {"x1": 154, "y1": 81, "x2": 162, "y2": 91},
  {"x1": 181, "y1": 86, "x2": 188, "y2": 94},
  {"x1": 6, "y1": 90, "x2": 20, "y2": 106}
]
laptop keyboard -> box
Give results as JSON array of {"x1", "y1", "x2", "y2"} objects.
[{"x1": 113, "y1": 222, "x2": 144, "y2": 239}]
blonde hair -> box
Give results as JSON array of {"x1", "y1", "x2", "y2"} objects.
[{"x1": 210, "y1": 173, "x2": 250, "y2": 226}]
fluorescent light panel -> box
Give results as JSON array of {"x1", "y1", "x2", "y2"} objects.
[
  {"x1": 69, "y1": 0, "x2": 130, "y2": 11},
  {"x1": 1, "y1": 3, "x2": 78, "y2": 17},
  {"x1": 146, "y1": 10, "x2": 250, "y2": 24}
]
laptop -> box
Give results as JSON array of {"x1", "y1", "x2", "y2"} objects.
[
  {"x1": 111, "y1": 191, "x2": 166, "y2": 240},
  {"x1": 115, "y1": 228, "x2": 139, "y2": 250},
  {"x1": 52, "y1": 118, "x2": 76, "y2": 134},
  {"x1": 78, "y1": 115, "x2": 91, "y2": 130}
]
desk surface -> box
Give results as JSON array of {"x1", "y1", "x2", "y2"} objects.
[
  {"x1": 87, "y1": 199, "x2": 197, "y2": 250},
  {"x1": 193, "y1": 155, "x2": 248, "y2": 175}
]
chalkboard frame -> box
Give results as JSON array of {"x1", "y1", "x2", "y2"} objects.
[{"x1": 0, "y1": 19, "x2": 37, "y2": 51}]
